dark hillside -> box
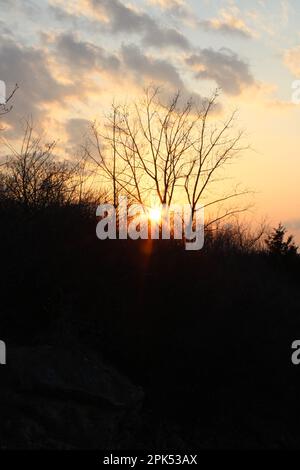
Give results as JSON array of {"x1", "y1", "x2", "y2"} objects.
[{"x1": 0, "y1": 201, "x2": 300, "y2": 448}]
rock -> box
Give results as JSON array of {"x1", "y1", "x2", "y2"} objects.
[{"x1": 0, "y1": 346, "x2": 143, "y2": 449}]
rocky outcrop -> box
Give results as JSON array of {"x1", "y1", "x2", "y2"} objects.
[{"x1": 0, "y1": 346, "x2": 143, "y2": 449}]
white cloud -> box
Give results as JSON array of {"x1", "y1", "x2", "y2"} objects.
[
  {"x1": 199, "y1": 10, "x2": 256, "y2": 39},
  {"x1": 284, "y1": 46, "x2": 300, "y2": 77}
]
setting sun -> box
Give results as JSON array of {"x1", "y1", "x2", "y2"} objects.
[{"x1": 148, "y1": 206, "x2": 162, "y2": 223}]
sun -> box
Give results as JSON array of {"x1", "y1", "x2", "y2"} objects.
[{"x1": 148, "y1": 206, "x2": 162, "y2": 223}]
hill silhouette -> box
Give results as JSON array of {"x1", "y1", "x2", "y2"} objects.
[{"x1": 0, "y1": 194, "x2": 300, "y2": 449}]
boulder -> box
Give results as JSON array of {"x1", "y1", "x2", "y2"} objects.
[{"x1": 0, "y1": 346, "x2": 143, "y2": 449}]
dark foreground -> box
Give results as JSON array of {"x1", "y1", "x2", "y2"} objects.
[{"x1": 1, "y1": 203, "x2": 300, "y2": 449}]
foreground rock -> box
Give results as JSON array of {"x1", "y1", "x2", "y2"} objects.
[{"x1": 0, "y1": 346, "x2": 143, "y2": 449}]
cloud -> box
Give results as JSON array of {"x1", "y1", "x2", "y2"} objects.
[
  {"x1": 149, "y1": 0, "x2": 183, "y2": 8},
  {"x1": 199, "y1": 12, "x2": 255, "y2": 39},
  {"x1": 49, "y1": 2, "x2": 104, "y2": 34},
  {"x1": 142, "y1": 24, "x2": 190, "y2": 50},
  {"x1": 0, "y1": 31, "x2": 190, "y2": 141},
  {"x1": 148, "y1": 0, "x2": 191, "y2": 19},
  {"x1": 65, "y1": 117, "x2": 90, "y2": 151},
  {"x1": 120, "y1": 44, "x2": 209, "y2": 109},
  {"x1": 186, "y1": 47, "x2": 254, "y2": 95},
  {"x1": 0, "y1": 35, "x2": 86, "y2": 138},
  {"x1": 0, "y1": 38, "x2": 68, "y2": 113},
  {"x1": 53, "y1": 32, "x2": 120, "y2": 73},
  {"x1": 66, "y1": 118, "x2": 90, "y2": 140},
  {"x1": 0, "y1": 0, "x2": 259, "y2": 144},
  {"x1": 284, "y1": 46, "x2": 300, "y2": 77},
  {"x1": 86, "y1": 0, "x2": 191, "y2": 50},
  {"x1": 0, "y1": 20, "x2": 14, "y2": 38},
  {"x1": 50, "y1": 4, "x2": 81, "y2": 23},
  {"x1": 121, "y1": 44, "x2": 184, "y2": 89},
  {"x1": 0, "y1": 0, "x2": 41, "y2": 18},
  {"x1": 52, "y1": 33, "x2": 189, "y2": 94}
]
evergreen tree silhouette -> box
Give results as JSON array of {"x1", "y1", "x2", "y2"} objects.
[{"x1": 266, "y1": 223, "x2": 298, "y2": 256}]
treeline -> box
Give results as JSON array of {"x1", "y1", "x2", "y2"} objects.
[{"x1": 0, "y1": 120, "x2": 297, "y2": 254}]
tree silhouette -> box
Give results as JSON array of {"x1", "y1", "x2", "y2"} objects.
[
  {"x1": 266, "y1": 223, "x2": 298, "y2": 256},
  {"x1": 1, "y1": 121, "x2": 92, "y2": 209},
  {"x1": 86, "y1": 86, "x2": 250, "y2": 225}
]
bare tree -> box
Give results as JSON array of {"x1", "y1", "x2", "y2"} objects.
[
  {"x1": 1, "y1": 121, "x2": 88, "y2": 209},
  {"x1": 183, "y1": 90, "x2": 249, "y2": 222},
  {"x1": 87, "y1": 106, "x2": 126, "y2": 208},
  {"x1": 87, "y1": 86, "x2": 250, "y2": 223},
  {"x1": 0, "y1": 83, "x2": 18, "y2": 147},
  {"x1": 87, "y1": 88, "x2": 201, "y2": 207},
  {"x1": 206, "y1": 216, "x2": 267, "y2": 253},
  {"x1": 0, "y1": 84, "x2": 18, "y2": 117}
]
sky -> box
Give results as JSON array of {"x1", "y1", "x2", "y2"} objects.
[{"x1": 0, "y1": 0, "x2": 300, "y2": 235}]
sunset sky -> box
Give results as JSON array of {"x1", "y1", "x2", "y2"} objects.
[{"x1": 1, "y1": 0, "x2": 300, "y2": 235}]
